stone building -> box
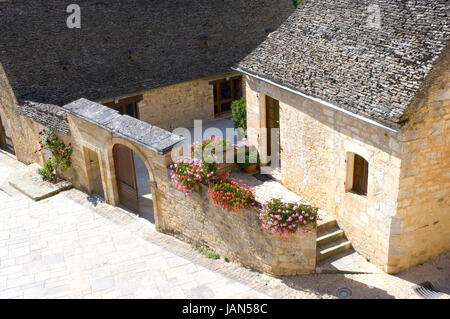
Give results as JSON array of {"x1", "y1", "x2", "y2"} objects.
[
  {"x1": 0, "y1": 1, "x2": 316, "y2": 276},
  {"x1": 235, "y1": 0, "x2": 450, "y2": 273},
  {"x1": 0, "y1": 0, "x2": 448, "y2": 275},
  {"x1": 0, "y1": 0, "x2": 295, "y2": 144},
  {"x1": 0, "y1": 0, "x2": 295, "y2": 220}
]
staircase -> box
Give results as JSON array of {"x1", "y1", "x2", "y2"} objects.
[{"x1": 316, "y1": 218, "x2": 352, "y2": 262}]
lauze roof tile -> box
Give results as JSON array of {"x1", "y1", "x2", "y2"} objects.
[{"x1": 237, "y1": 0, "x2": 450, "y2": 128}]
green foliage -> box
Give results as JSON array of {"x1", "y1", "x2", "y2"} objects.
[
  {"x1": 35, "y1": 129, "x2": 73, "y2": 174},
  {"x1": 190, "y1": 137, "x2": 232, "y2": 173},
  {"x1": 236, "y1": 152, "x2": 259, "y2": 169},
  {"x1": 170, "y1": 158, "x2": 218, "y2": 195},
  {"x1": 194, "y1": 246, "x2": 220, "y2": 260},
  {"x1": 208, "y1": 177, "x2": 256, "y2": 212},
  {"x1": 293, "y1": 0, "x2": 303, "y2": 8},
  {"x1": 231, "y1": 98, "x2": 247, "y2": 131},
  {"x1": 38, "y1": 158, "x2": 56, "y2": 182},
  {"x1": 260, "y1": 198, "x2": 318, "y2": 236}
]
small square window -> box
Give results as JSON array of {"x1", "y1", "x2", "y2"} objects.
[
  {"x1": 103, "y1": 96, "x2": 141, "y2": 119},
  {"x1": 213, "y1": 77, "x2": 243, "y2": 116}
]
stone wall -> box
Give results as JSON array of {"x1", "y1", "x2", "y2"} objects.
[
  {"x1": 245, "y1": 76, "x2": 403, "y2": 271},
  {"x1": 0, "y1": 63, "x2": 16, "y2": 149},
  {"x1": 5, "y1": 113, "x2": 39, "y2": 164},
  {"x1": 3, "y1": 109, "x2": 89, "y2": 192},
  {"x1": 138, "y1": 79, "x2": 214, "y2": 131},
  {"x1": 154, "y1": 181, "x2": 317, "y2": 276},
  {"x1": 3, "y1": 94, "x2": 316, "y2": 276},
  {"x1": 62, "y1": 100, "x2": 316, "y2": 276},
  {"x1": 389, "y1": 62, "x2": 450, "y2": 273},
  {"x1": 137, "y1": 74, "x2": 245, "y2": 131}
]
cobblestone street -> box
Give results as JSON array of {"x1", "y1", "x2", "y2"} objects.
[{"x1": 0, "y1": 151, "x2": 449, "y2": 299}]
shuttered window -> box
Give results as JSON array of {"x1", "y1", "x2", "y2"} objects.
[{"x1": 352, "y1": 154, "x2": 368, "y2": 195}]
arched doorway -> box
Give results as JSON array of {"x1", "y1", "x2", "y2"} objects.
[{"x1": 112, "y1": 144, "x2": 153, "y2": 222}]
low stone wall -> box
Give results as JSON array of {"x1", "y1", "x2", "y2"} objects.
[{"x1": 155, "y1": 181, "x2": 317, "y2": 276}]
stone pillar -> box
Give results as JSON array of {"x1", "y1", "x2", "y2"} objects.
[
  {"x1": 149, "y1": 180, "x2": 165, "y2": 231},
  {"x1": 98, "y1": 149, "x2": 119, "y2": 206}
]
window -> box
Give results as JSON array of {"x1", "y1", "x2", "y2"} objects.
[
  {"x1": 352, "y1": 154, "x2": 368, "y2": 195},
  {"x1": 213, "y1": 77, "x2": 242, "y2": 116},
  {"x1": 103, "y1": 95, "x2": 142, "y2": 119},
  {"x1": 108, "y1": 102, "x2": 138, "y2": 118}
]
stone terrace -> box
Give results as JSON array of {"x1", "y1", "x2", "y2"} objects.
[{"x1": 229, "y1": 171, "x2": 334, "y2": 226}]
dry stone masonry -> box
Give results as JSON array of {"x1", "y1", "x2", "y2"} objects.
[{"x1": 155, "y1": 183, "x2": 317, "y2": 276}]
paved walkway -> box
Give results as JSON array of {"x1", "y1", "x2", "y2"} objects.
[{"x1": 0, "y1": 150, "x2": 449, "y2": 299}]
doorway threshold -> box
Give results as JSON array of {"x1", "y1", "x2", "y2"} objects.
[{"x1": 260, "y1": 166, "x2": 281, "y2": 181}]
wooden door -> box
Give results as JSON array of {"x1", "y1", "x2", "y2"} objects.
[
  {"x1": 113, "y1": 144, "x2": 139, "y2": 213},
  {"x1": 265, "y1": 96, "x2": 280, "y2": 160}
]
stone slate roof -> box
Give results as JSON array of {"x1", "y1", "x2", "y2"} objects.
[
  {"x1": 64, "y1": 99, "x2": 184, "y2": 154},
  {"x1": 0, "y1": 0, "x2": 295, "y2": 106},
  {"x1": 237, "y1": 0, "x2": 450, "y2": 128},
  {"x1": 15, "y1": 102, "x2": 70, "y2": 134}
]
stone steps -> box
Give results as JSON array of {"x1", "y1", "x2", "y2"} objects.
[
  {"x1": 317, "y1": 219, "x2": 337, "y2": 233},
  {"x1": 317, "y1": 227, "x2": 345, "y2": 246},
  {"x1": 0, "y1": 180, "x2": 24, "y2": 197},
  {"x1": 316, "y1": 217, "x2": 352, "y2": 263},
  {"x1": 317, "y1": 239, "x2": 352, "y2": 262}
]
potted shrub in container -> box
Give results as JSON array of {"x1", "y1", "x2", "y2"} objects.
[{"x1": 237, "y1": 152, "x2": 259, "y2": 174}]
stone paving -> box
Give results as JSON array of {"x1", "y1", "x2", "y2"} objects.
[{"x1": 0, "y1": 150, "x2": 449, "y2": 299}]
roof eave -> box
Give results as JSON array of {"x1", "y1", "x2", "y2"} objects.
[{"x1": 233, "y1": 66, "x2": 401, "y2": 134}]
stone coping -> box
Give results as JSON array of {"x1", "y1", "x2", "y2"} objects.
[
  {"x1": 8, "y1": 163, "x2": 72, "y2": 201},
  {"x1": 63, "y1": 98, "x2": 184, "y2": 155},
  {"x1": 14, "y1": 101, "x2": 70, "y2": 135}
]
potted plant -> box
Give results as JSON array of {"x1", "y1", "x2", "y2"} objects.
[{"x1": 237, "y1": 152, "x2": 259, "y2": 174}]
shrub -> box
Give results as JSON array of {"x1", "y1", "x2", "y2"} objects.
[
  {"x1": 293, "y1": 0, "x2": 303, "y2": 8},
  {"x1": 259, "y1": 198, "x2": 318, "y2": 237},
  {"x1": 190, "y1": 137, "x2": 235, "y2": 169},
  {"x1": 236, "y1": 152, "x2": 259, "y2": 169},
  {"x1": 194, "y1": 246, "x2": 220, "y2": 260},
  {"x1": 208, "y1": 177, "x2": 256, "y2": 212},
  {"x1": 190, "y1": 137, "x2": 230, "y2": 172},
  {"x1": 38, "y1": 158, "x2": 57, "y2": 182},
  {"x1": 171, "y1": 138, "x2": 235, "y2": 195},
  {"x1": 35, "y1": 129, "x2": 73, "y2": 181},
  {"x1": 170, "y1": 158, "x2": 218, "y2": 195},
  {"x1": 231, "y1": 97, "x2": 247, "y2": 131}
]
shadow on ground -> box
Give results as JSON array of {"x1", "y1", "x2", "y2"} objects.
[
  {"x1": 395, "y1": 252, "x2": 450, "y2": 296},
  {"x1": 280, "y1": 251, "x2": 450, "y2": 299},
  {"x1": 280, "y1": 274, "x2": 395, "y2": 299}
]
